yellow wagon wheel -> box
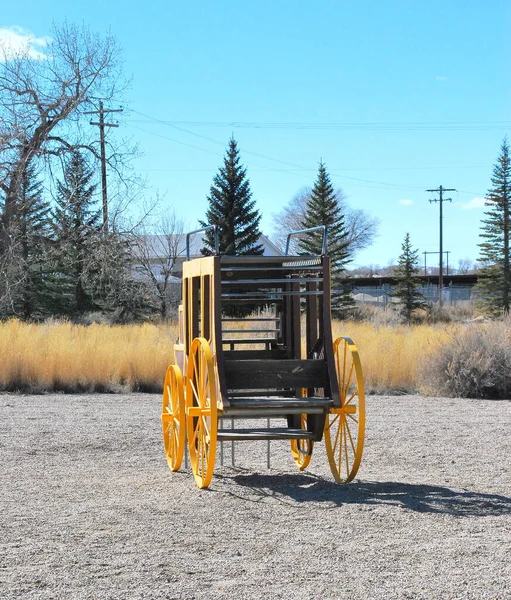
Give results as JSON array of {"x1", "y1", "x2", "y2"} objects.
[
  {"x1": 290, "y1": 414, "x2": 313, "y2": 471},
  {"x1": 324, "y1": 337, "x2": 366, "y2": 483},
  {"x1": 289, "y1": 389, "x2": 313, "y2": 470},
  {"x1": 186, "y1": 337, "x2": 218, "y2": 489},
  {"x1": 161, "y1": 364, "x2": 186, "y2": 472}
]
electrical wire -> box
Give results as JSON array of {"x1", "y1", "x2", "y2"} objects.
[
  {"x1": 126, "y1": 109, "x2": 489, "y2": 195},
  {"x1": 126, "y1": 118, "x2": 511, "y2": 132}
]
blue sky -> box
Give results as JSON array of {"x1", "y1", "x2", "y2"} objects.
[{"x1": 2, "y1": 1, "x2": 510, "y2": 269}]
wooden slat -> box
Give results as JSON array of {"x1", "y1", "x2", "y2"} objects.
[
  {"x1": 224, "y1": 359, "x2": 327, "y2": 390},
  {"x1": 221, "y1": 291, "x2": 323, "y2": 297},
  {"x1": 220, "y1": 265, "x2": 323, "y2": 272},
  {"x1": 222, "y1": 318, "x2": 280, "y2": 322},
  {"x1": 223, "y1": 349, "x2": 288, "y2": 360},
  {"x1": 222, "y1": 329, "x2": 277, "y2": 333},
  {"x1": 217, "y1": 428, "x2": 315, "y2": 441},
  {"x1": 220, "y1": 255, "x2": 321, "y2": 266},
  {"x1": 221, "y1": 278, "x2": 323, "y2": 285},
  {"x1": 227, "y1": 396, "x2": 332, "y2": 409},
  {"x1": 228, "y1": 389, "x2": 296, "y2": 397},
  {"x1": 222, "y1": 338, "x2": 278, "y2": 345}
]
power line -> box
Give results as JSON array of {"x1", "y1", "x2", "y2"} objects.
[
  {"x1": 125, "y1": 118, "x2": 511, "y2": 131},
  {"x1": 127, "y1": 110, "x2": 489, "y2": 196},
  {"x1": 125, "y1": 122, "x2": 308, "y2": 176},
  {"x1": 128, "y1": 109, "x2": 316, "y2": 172},
  {"x1": 127, "y1": 120, "x2": 427, "y2": 191}
]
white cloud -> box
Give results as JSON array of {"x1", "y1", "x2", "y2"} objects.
[
  {"x1": 436, "y1": 75, "x2": 448, "y2": 81},
  {"x1": 461, "y1": 197, "x2": 486, "y2": 210},
  {"x1": 0, "y1": 26, "x2": 51, "y2": 61},
  {"x1": 399, "y1": 199, "x2": 414, "y2": 206}
]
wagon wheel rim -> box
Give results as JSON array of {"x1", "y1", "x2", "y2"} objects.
[
  {"x1": 324, "y1": 337, "x2": 365, "y2": 483},
  {"x1": 161, "y1": 364, "x2": 185, "y2": 472},
  {"x1": 186, "y1": 337, "x2": 217, "y2": 489},
  {"x1": 290, "y1": 414, "x2": 313, "y2": 471},
  {"x1": 290, "y1": 388, "x2": 313, "y2": 470}
]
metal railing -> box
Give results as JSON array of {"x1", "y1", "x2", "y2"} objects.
[
  {"x1": 285, "y1": 226, "x2": 328, "y2": 256},
  {"x1": 186, "y1": 224, "x2": 219, "y2": 260}
]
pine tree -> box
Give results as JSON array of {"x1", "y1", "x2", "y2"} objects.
[
  {"x1": 82, "y1": 230, "x2": 154, "y2": 322},
  {"x1": 201, "y1": 138, "x2": 263, "y2": 256},
  {"x1": 299, "y1": 161, "x2": 353, "y2": 318},
  {"x1": 14, "y1": 164, "x2": 53, "y2": 318},
  {"x1": 392, "y1": 233, "x2": 428, "y2": 323},
  {"x1": 51, "y1": 151, "x2": 101, "y2": 315},
  {"x1": 476, "y1": 138, "x2": 511, "y2": 316},
  {"x1": 0, "y1": 163, "x2": 52, "y2": 319}
]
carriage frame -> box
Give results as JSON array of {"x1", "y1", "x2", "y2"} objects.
[{"x1": 162, "y1": 225, "x2": 365, "y2": 488}]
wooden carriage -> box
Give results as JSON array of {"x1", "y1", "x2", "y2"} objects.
[{"x1": 161, "y1": 226, "x2": 365, "y2": 489}]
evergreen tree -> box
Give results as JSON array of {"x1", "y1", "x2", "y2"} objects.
[
  {"x1": 13, "y1": 164, "x2": 52, "y2": 318},
  {"x1": 82, "y1": 230, "x2": 154, "y2": 323},
  {"x1": 392, "y1": 233, "x2": 428, "y2": 323},
  {"x1": 51, "y1": 150, "x2": 101, "y2": 315},
  {"x1": 476, "y1": 138, "x2": 511, "y2": 316},
  {"x1": 201, "y1": 138, "x2": 263, "y2": 255},
  {"x1": 299, "y1": 160, "x2": 353, "y2": 318},
  {"x1": 0, "y1": 163, "x2": 52, "y2": 319}
]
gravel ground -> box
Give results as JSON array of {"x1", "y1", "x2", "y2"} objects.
[{"x1": 1, "y1": 393, "x2": 510, "y2": 600}]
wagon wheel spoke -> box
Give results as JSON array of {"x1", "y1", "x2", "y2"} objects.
[
  {"x1": 324, "y1": 337, "x2": 366, "y2": 484},
  {"x1": 186, "y1": 337, "x2": 218, "y2": 489}
]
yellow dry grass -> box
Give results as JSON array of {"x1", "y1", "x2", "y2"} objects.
[
  {"x1": 0, "y1": 319, "x2": 178, "y2": 392},
  {"x1": 0, "y1": 318, "x2": 470, "y2": 394},
  {"x1": 332, "y1": 321, "x2": 452, "y2": 393}
]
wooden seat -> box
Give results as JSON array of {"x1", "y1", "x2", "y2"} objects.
[{"x1": 224, "y1": 396, "x2": 332, "y2": 416}]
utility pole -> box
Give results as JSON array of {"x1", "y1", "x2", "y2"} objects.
[
  {"x1": 427, "y1": 185, "x2": 455, "y2": 307},
  {"x1": 84, "y1": 101, "x2": 123, "y2": 233}
]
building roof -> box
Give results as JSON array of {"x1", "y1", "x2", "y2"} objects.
[
  {"x1": 134, "y1": 232, "x2": 283, "y2": 261},
  {"x1": 346, "y1": 273, "x2": 479, "y2": 287}
]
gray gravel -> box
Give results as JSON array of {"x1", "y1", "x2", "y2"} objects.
[{"x1": 1, "y1": 393, "x2": 510, "y2": 600}]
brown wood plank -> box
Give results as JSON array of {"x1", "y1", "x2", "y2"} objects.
[
  {"x1": 226, "y1": 396, "x2": 332, "y2": 409},
  {"x1": 224, "y1": 359, "x2": 327, "y2": 390},
  {"x1": 321, "y1": 256, "x2": 341, "y2": 407},
  {"x1": 217, "y1": 428, "x2": 316, "y2": 441},
  {"x1": 223, "y1": 349, "x2": 288, "y2": 360},
  {"x1": 222, "y1": 338, "x2": 279, "y2": 345},
  {"x1": 291, "y1": 281, "x2": 301, "y2": 358}
]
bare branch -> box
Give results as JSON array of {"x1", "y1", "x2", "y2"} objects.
[
  {"x1": 0, "y1": 22, "x2": 130, "y2": 250},
  {"x1": 271, "y1": 186, "x2": 380, "y2": 258}
]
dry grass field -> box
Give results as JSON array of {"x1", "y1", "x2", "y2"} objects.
[
  {"x1": 0, "y1": 320, "x2": 177, "y2": 393},
  {"x1": 0, "y1": 317, "x2": 509, "y2": 396}
]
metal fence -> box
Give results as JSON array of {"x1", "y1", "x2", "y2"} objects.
[{"x1": 352, "y1": 284, "x2": 475, "y2": 307}]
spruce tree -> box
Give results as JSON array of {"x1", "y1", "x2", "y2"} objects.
[
  {"x1": 299, "y1": 161, "x2": 353, "y2": 318},
  {"x1": 82, "y1": 230, "x2": 154, "y2": 323},
  {"x1": 0, "y1": 163, "x2": 52, "y2": 319},
  {"x1": 476, "y1": 138, "x2": 511, "y2": 316},
  {"x1": 201, "y1": 138, "x2": 263, "y2": 256},
  {"x1": 392, "y1": 233, "x2": 428, "y2": 323},
  {"x1": 51, "y1": 151, "x2": 101, "y2": 315},
  {"x1": 14, "y1": 164, "x2": 52, "y2": 318}
]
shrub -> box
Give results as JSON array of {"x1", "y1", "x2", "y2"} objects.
[{"x1": 421, "y1": 319, "x2": 511, "y2": 398}]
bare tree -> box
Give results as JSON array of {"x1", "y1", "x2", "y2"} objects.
[
  {"x1": 271, "y1": 186, "x2": 379, "y2": 255},
  {"x1": 131, "y1": 211, "x2": 187, "y2": 319},
  {"x1": 457, "y1": 257, "x2": 474, "y2": 275},
  {"x1": 0, "y1": 22, "x2": 128, "y2": 249}
]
